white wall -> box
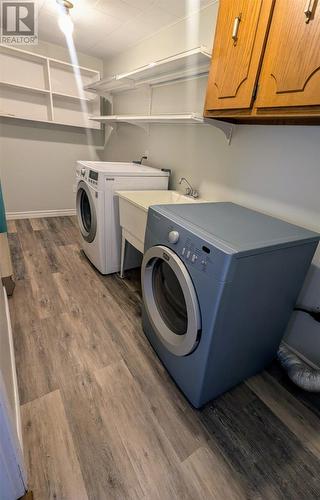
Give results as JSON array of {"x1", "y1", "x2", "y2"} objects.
[
  {"x1": 102, "y1": 2, "x2": 320, "y2": 365},
  {"x1": 0, "y1": 40, "x2": 104, "y2": 216}
]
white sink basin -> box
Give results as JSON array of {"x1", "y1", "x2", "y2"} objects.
[
  {"x1": 116, "y1": 190, "x2": 204, "y2": 212},
  {"x1": 116, "y1": 190, "x2": 208, "y2": 276}
]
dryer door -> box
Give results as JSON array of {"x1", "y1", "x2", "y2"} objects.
[
  {"x1": 76, "y1": 181, "x2": 97, "y2": 243},
  {"x1": 142, "y1": 245, "x2": 201, "y2": 356}
]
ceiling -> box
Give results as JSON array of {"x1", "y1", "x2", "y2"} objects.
[{"x1": 36, "y1": 0, "x2": 212, "y2": 60}]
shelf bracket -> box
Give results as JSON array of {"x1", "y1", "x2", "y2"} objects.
[
  {"x1": 103, "y1": 92, "x2": 113, "y2": 104},
  {"x1": 126, "y1": 121, "x2": 150, "y2": 135},
  {"x1": 104, "y1": 123, "x2": 116, "y2": 146},
  {"x1": 204, "y1": 118, "x2": 234, "y2": 145}
]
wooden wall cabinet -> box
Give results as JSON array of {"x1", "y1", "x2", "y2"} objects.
[{"x1": 205, "y1": 0, "x2": 320, "y2": 122}]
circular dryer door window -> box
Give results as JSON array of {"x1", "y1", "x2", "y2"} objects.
[
  {"x1": 142, "y1": 245, "x2": 201, "y2": 356},
  {"x1": 76, "y1": 181, "x2": 97, "y2": 243}
]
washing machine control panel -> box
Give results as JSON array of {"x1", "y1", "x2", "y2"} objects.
[
  {"x1": 76, "y1": 167, "x2": 99, "y2": 187},
  {"x1": 88, "y1": 170, "x2": 99, "y2": 187}
]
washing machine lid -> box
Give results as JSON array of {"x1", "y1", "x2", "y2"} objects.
[
  {"x1": 142, "y1": 245, "x2": 201, "y2": 357},
  {"x1": 151, "y1": 202, "x2": 320, "y2": 255},
  {"x1": 77, "y1": 161, "x2": 169, "y2": 177}
]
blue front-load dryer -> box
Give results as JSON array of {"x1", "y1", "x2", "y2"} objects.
[{"x1": 141, "y1": 202, "x2": 320, "y2": 408}]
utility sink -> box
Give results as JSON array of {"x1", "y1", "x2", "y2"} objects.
[
  {"x1": 116, "y1": 190, "x2": 207, "y2": 276},
  {"x1": 117, "y1": 190, "x2": 203, "y2": 212}
]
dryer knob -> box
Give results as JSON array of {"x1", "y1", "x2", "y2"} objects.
[
  {"x1": 81, "y1": 168, "x2": 86, "y2": 176},
  {"x1": 168, "y1": 230, "x2": 180, "y2": 244}
]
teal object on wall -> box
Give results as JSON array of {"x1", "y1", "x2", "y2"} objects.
[{"x1": 0, "y1": 183, "x2": 7, "y2": 234}]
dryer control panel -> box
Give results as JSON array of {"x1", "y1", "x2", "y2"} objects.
[
  {"x1": 147, "y1": 209, "x2": 232, "y2": 283},
  {"x1": 165, "y1": 227, "x2": 214, "y2": 274},
  {"x1": 179, "y1": 236, "x2": 213, "y2": 273}
]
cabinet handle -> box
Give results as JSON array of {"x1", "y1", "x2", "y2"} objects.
[
  {"x1": 304, "y1": 0, "x2": 315, "y2": 23},
  {"x1": 232, "y1": 15, "x2": 241, "y2": 44}
]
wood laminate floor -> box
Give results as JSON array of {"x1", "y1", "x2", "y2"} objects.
[{"x1": 8, "y1": 216, "x2": 320, "y2": 500}]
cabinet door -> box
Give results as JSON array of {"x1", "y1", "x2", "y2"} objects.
[
  {"x1": 205, "y1": 0, "x2": 274, "y2": 112},
  {"x1": 256, "y1": 0, "x2": 320, "y2": 108}
]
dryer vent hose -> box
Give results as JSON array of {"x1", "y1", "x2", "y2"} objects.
[{"x1": 277, "y1": 344, "x2": 320, "y2": 392}]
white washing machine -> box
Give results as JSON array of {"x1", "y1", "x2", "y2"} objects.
[{"x1": 75, "y1": 161, "x2": 169, "y2": 274}]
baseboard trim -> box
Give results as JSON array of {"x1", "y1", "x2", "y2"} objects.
[{"x1": 6, "y1": 209, "x2": 77, "y2": 220}]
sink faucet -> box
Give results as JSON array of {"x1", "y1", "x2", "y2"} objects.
[
  {"x1": 133, "y1": 155, "x2": 148, "y2": 165},
  {"x1": 178, "y1": 177, "x2": 199, "y2": 199}
]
